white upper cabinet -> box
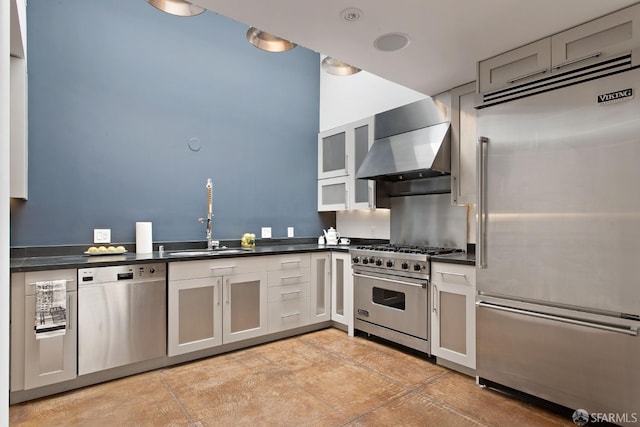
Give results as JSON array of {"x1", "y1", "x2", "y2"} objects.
[
  {"x1": 478, "y1": 39, "x2": 551, "y2": 94},
  {"x1": 318, "y1": 117, "x2": 375, "y2": 211},
  {"x1": 478, "y1": 3, "x2": 640, "y2": 94},
  {"x1": 551, "y1": 3, "x2": 640, "y2": 73},
  {"x1": 450, "y1": 82, "x2": 477, "y2": 206}
]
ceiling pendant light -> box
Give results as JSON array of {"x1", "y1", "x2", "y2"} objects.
[
  {"x1": 321, "y1": 57, "x2": 361, "y2": 76},
  {"x1": 246, "y1": 27, "x2": 297, "y2": 53},
  {"x1": 146, "y1": 0, "x2": 205, "y2": 17}
]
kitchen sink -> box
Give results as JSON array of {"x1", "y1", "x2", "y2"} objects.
[{"x1": 168, "y1": 248, "x2": 246, "y2": 256}]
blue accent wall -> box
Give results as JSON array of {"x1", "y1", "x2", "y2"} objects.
[{"x1": 11, "y1": 0, "x2": 324, "y2": 246}]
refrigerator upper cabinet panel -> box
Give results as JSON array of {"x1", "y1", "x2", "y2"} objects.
[
  {"x1": 478, "y1": 39, "x2": 551, "y2": 94},
  {"x1": 551, "y1": 3, "x2": 640, "y2": 73},
  {"x1": 476, "y1": 68, "x2": 640, "y2": 316}
]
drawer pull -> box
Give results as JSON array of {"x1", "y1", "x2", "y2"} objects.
[
  {"x1": 477, "y1": 301, "x2": 638, "y2": 336},
  {"x1": 210, "y1": 265, "x2": 237, "y2": 271},
  {"x1": 281, "y1": 260, "x2": 301, "y2": 265},
  {"x1": 507, "y1": 68, "x2": 548, "y2": 84},
  {"x1": 281, "y1": 274, "x2": 303, "y2": 280},
  {"x1": 438, "y1": 271, "x2": 467, "y2": 278},
  {"x1": 281, "y1": 312, "x2": 302, "y2": 319},
  {"x1": 280, "y1": 289, "x2": 302, "y2": 296},
  {"x1": 552, "y1": 52, "x2": 601, "y2": 70}
]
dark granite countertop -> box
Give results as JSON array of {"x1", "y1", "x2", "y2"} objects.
[
  {"x1": 10, "y1": 242, "x2": 351, "y2": 273},
  {"x1": 430, "y1": 251, "x2": 476, "y2": 266}
]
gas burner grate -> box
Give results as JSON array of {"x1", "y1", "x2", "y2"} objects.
[{"x1": 355, "y1": 244, "x2": 463, "y2": 255}]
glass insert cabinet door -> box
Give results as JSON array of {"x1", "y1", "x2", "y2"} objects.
[{"x1": 319, "y1": 131, "x2": 347, "y2": 178}]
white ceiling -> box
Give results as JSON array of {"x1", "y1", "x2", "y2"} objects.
[{"x1": 192, "y1": 0, "x2": 638, "y2": 95}]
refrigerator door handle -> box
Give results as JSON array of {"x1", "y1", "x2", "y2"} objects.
[
  {"x1": 477, "y1": 301, "x2": 638, "y2": 336},
  {"x1": 477, "y1": 137, "x2": 489, "y2": 268}
]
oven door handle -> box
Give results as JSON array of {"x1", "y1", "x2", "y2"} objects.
[{"x1": 353, "y1": 272, "x2": 428, "y2": 288}]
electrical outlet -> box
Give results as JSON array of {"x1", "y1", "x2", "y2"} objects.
[
  {"x1": 94, "y1": 229, "x2": 111, "y2": 244},
  {"x1": 287, "y1": 227, "x2": 294, "y2": 237},
  {"x1": 261, "y1": 227, "x2": 272, "y2": 238}
]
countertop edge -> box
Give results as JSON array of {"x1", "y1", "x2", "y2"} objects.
[{"x1": 10, "y1": 244, "x2": 350, "y2": 273}]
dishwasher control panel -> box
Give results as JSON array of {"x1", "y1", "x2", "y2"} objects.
[{"x1": 78, "y1": 263, "x2": 166, "y2": 284}]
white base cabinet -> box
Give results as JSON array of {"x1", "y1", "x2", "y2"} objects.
[
  {"x1": 310, "y1": 253, "x2": 331, "y2": 323},
  {"x1": 330, "y1": 252, "x2": 353, "y2": 336},
  {"x1": 266, "y1": 254, "x2": 311, "y2": 333},
  {"x1": 168, "y1": 257, "x2": 268, "y2": 357},
  {"x1": 430, "y1": 262, "x2": 476, "y2": 370},
  {"x1": 11, "y1": 270, "x2": 77, "y2": 391}
]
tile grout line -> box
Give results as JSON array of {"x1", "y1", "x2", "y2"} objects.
[{"x1": 156, "y1": 370, "x2": 198, "y2": 426}]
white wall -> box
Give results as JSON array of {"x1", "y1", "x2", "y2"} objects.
[
  {"x1": 336, "y1": 209, "x2": 390, "y2": 240},
  {"x1": 319, "y1": 57, "x2": 427, "y2": 132},
  {"x1": 2, "y1": 0, "x2": 12, "y2": 424}
]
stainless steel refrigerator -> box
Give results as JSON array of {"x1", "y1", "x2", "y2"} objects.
[{"x1": 475, "y1": 62, "x2": 640, "y2": 423}]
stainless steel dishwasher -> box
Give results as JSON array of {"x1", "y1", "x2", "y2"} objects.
[{"x1": 77, "y1": 263, "x2": 166, "y2": 375}]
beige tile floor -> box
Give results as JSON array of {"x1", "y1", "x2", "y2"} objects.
[{"x1": 10, "y1": 328, "x2": 574, "y2": 426}]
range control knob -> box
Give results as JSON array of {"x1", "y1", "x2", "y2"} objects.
[
  {"x1": 149, "y1": 267, "x2": 156, "y2": 274},
  {"x1": 362, "y1": 258, "x2": 369, "y2": 265},
  {"x1": 368, "y1": 257, "x2": 375, "y2": 264},
  {"x1": 375, "y1": 259, "x2": 383, "y2": 266},
  {"x1": 401, "y1": 262, "x2": 409, "y2": 270},
  {"x1": 413, "y1": 264, "x2": 421, "y2": 271},
  {"x1": 352, "y1": 256, "x2": 360, "y2": 264},
  {"x1": 386, "y1": 260, "x2": 394, "y2": 268}
]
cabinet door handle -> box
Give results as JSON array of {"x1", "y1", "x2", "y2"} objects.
[
  {"x1": 67, "y1": 294, "x2": 73, "y2": 330},
  {"x1": 217, "y1": 279, "x2": 222, "y2": 306},
  {"x1": 506, "y1": 68, "x2": 548, "y2": 84},
  {"x1": 281, "y1": 312, "x2": 302, "y2": 319},
  {"x1": 345, "y1": 154, "x2": 349, "y2": 174},
  {"x1": 225, "y1": 279, "x2": 230, "y2": 305},
  {"x1": 432, "y1": 285, "x2": 438, "y2": 314},
  {"x1": 345, "y1": 188, "x2": 349, "y2": 209},
  {"x1": 552, "y1": 52, "x2": 601, "y2": 70},
  {"x1": 280, "y1": 289, "x2": 302, "y2": 296}
]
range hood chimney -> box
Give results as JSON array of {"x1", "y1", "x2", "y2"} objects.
[{"x1": 356, "y1": 98, "x2": 451, "y2": 183}]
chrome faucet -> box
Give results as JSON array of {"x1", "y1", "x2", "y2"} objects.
[{"x1": 198, "y1": 178, "x2": 219, "y2": 250}]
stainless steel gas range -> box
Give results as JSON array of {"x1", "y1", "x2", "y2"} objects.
[{"x1": 351, "y1": 244, "x2": 462, "y2": 354}]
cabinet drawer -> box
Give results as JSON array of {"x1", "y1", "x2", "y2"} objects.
[
  {"x1": 169, "y1": 257, "x2": 267, "y2": 281},
  {"x1": 267, "y1": 253, "x2": 310, "y2": 271},
  {"x1": 268, "y1": 298, "x2": 310, "y2": 333},
  {"x1": 551, "y1": 3, "x2": 640, "y2": 73},
  {"x1": 431, "y1": 263, "x2": 476, "y2": 287},
  {"x1": 267, "y1": 268, "x2": 310, "y2": 287},
  {"x1": 478, "y1": 38, "x2": 551, "y2": 94},
  {"x1": 267, "y1": 282, "x2": 310, "y2": 303}
]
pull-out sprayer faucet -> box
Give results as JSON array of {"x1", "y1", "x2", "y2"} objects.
[{"x1": 198, "y1": 178, "x2": 219, "y2": 249}]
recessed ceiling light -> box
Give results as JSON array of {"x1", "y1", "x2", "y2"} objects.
[
  {"x1": 246, "y1": 27, "x2": 297, "y2": 53},
  {"x1": 340, "y1": 8, "x2": 363, "y2": 22},
  {"x1": 146, "y1": 0, "x2": 205, "y2": 17},
  {"x1": 374, "y1": 33, "x2": 410, "y2": 52},
  {"x1": 321, "y1": 57, "x2": 361, "y2": 76}
]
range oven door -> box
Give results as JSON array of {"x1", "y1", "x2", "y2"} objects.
[{"x1": 353, "y1": 271, "x2": 429, "y2": 340}]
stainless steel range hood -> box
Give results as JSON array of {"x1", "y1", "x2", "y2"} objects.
[
  {"x1": 356, "y1": 98, "x2": 451, "y2": 183},
  {"x1": 356, "y1": 122, "x2": 451, "y2": 181}
]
